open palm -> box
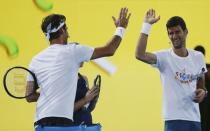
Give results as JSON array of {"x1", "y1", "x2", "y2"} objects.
[
  {"x1": 144, "y1": 9, "x2": 160, "y2": 24},
  {"x1": 112, "y1": 7, "x2": 131, "y2": 28}
]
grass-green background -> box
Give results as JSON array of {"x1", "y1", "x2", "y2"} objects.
[{"x1": 0, "y1": 0, "x2": 209, "y2": 131}]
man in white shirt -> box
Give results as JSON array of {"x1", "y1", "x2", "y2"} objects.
[
  {"x1": 26, "y1": 8, "x2": 131, "y2": 127},
  {"x1": 135, "y1": 9, "x2": 207, "y2": 131}
]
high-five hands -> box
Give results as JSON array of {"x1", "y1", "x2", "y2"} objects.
[
  {"x1": 144, "y1": 9, "x2": 160, "y2": 24},
  {"x1": 112, "y1": 7, "x2": 131, "y2": 28}
]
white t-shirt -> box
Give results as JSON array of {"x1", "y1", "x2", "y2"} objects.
[
  {"x1": 27, "y1": 43, "x2": 94, "y2": 122},
  {"x1": 153, "y1": 48, "x2": 207, "y2": 122}
]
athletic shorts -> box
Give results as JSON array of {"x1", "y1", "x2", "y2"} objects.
[{"x1": 164, "y1": 120, "x2": 201, "y2": 131}]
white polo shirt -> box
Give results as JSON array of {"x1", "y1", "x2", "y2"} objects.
[
  {"x1": 28, "y1": 43, "x2": 94, "y2": 122},
  {"x1": 153, "y1": 48, "x2": 207, "y2": 122}
]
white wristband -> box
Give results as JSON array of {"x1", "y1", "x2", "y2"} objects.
[
  {"x1": 114, "y1": 27, "x2": 125, "y2": 38},
  {"x1": 141, "y1": 23, "x2": 152, "y2": 35}
]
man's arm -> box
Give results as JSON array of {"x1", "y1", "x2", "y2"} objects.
[
  {"x1": 193, "y1": 75, "x2": 207, "y2": 103},
  {"x1": 74, "y1": 86, "x2": 99, "y2": 112},
  {"x1": 74, "y1": 75, "x2": 99, "y2": 112},
  {"x1": 91, "y1": 8, "x2": 131, "y2": 60},
  {"x1": 26, "y1": 81, "x2": 40, "y2": 102},
  {"x1": 135, "y1": 9, "x2": 160, "y2": 64}
]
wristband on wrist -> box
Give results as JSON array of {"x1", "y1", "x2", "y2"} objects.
[
  {"x1": 141, "y1": 22, "x2": 152, "y2": 35},
  {"x1": 114, "y1": 27, "x2": 125, "y2": 38}
]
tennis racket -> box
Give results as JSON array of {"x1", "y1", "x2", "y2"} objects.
[
  {"x1": 3, "y1": 66, "x2": 38, "y2": 99},
  {"x1": 87, "y1": 75, "x2": 101, "y2": 112},
  {"x1": 94, "y1": 75, "x2": 101, "y2": 88}
]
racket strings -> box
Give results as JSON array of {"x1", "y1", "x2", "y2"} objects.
[{"x1": 5, "y1": 68, "x2": 34, "y2": 98}]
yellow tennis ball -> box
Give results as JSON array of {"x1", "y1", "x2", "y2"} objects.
[
  {"x1": 34, "y1": 0, "x2": 53, "y2": 12},
  {"x1": 0, "y1": 35, "x2": 19, "y2": 58}
]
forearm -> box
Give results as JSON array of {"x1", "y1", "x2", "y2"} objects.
[
  {"x1": 194, "y1": 76, "x2": 208, "y2": 103},
  {"x1": 197, "y1": 77, "x2": 208, "y2": 97},
  {"x1": 106, "y1": 7, "x2": 129, "y2": 56},
  {"x1": 135, "y1": 22, "x2": 157, "y2": 64},
  {"x1": 91, "y1": 34, "x2": 123, "y2": 60},
  {"x1": 105, "y1": 35, "x2": 122, "y2": 56},
  {"x1": 91, "y1": 7, "x2": 130, "y2": 60},
  {"x1": 197, "y1": 75, "x2": 205, "y2": 89},
  {"x1": 136, "y1": 33, "x2": 148, "y2": 60}
]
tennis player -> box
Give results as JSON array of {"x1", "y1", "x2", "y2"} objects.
[{"x1": 26, "y1": 8, "x2": 131, "y2": 128}]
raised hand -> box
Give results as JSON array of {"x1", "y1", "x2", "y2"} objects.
[
  {"x1": 144, "y1": 9, "x2": 160, "y2": 24},
  {"x1": 112, "y1": 7, "x2": 131, "y2": 28}
]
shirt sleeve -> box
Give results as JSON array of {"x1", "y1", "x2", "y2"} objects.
[
  {"x1": 198, "y1": 52, "x2": 208, "y2": 73},
  {"x1": 27, "y1": 73, "x2": 34, "y2": 81},
  {"x1": 27, "y1": 62, "x2": 35, "y2": 81},
  {"x1": 152, "y1": 50, "x2": 165, "y2": 72},
  {"x1": 74, "y1": 44, "x2": 94, "y2": 63}
]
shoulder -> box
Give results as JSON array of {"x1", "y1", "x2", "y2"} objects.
[
  {"x1": 154, "y1": 48, "x2": 170, "y2": 53},
  {"x1": 59, "y1": 42, "x2": 83, "y2": 53},
  {"x1": 29, "y1": 51, "x2": 43, "y2": 65},
  {"x1": 68, "y1": 42, "x2": 80, "y2": 45},
  {"x1": 189, "y1": 49, "x2": 204, "y2": 58},
  {"x1": 66, "y1": 42, "x2": 88, "y2": 49},
  {"x1": 67, "y1": 42, "x2": 94, "y2": 54},
  {"x1": 153, "y1": 48, "x2": 171, "y2": 56},
  {"x1": 32, "y1": 47, "x2": 52, "y2": 59},
  {"x1": 65, "y1": 42, "x2": 79, "y2": 48}
]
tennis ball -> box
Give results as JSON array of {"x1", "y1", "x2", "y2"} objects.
[
  {"x1": 0, "y1": 35, "x2": 19, "y2": 58},
  {"x1": 34, "y1": 0, "x2": 53, "y2": 12}
]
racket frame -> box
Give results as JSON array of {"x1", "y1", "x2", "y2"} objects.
[{"x1": 3, "y1": 66, "x2": 38, "y2": 99}]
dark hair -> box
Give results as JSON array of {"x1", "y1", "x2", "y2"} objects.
[
  {"x1": 194, "y1": 45, "x2": 205, "y2": 56},
  {"x1": 166, "y1": 16, "x2": 187, "y2": 31},
  {"x1": 41, "y1": 14, "x2": 66, "y2": 41}
]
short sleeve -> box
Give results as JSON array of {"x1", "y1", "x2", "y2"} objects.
[
  {"x1": 197, "y1": 52, "x2": 207, "y2": 73},
  {"x1": 27, "y1": 73, "x2": 34, "y2": 81},
  {"x1": 27, "y1": 63, "x2": 34, "y2": 81},
  {"x1": 74, "y1": 44, "x2": 94, "y2": 63},
  {"x1": 152, "y1": 50, "x2": 166, "y2": 72}
]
